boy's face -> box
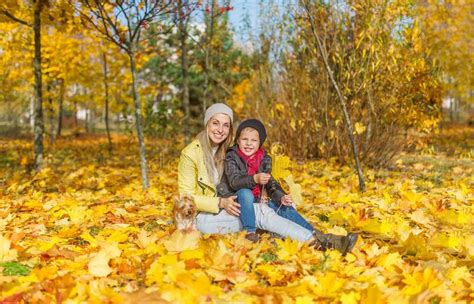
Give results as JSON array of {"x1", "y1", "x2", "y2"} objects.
[{"x1": 237, "y1": 128, "x2": 260, "y2": 157}]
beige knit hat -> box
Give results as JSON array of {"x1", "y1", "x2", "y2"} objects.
[{"x1": 203, "y1": 103, "x2": 234, "y2": 126}]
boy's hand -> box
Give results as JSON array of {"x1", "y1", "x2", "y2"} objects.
[
  {"x1": 254, "y1": 173, "x2": 271, "y2": 185},
  {"x1": 219, "y1": 196, "x2": 240, "y2": 216},
  {"x1": 280, "y1": 195, "x2": 294, "y2": 206}
]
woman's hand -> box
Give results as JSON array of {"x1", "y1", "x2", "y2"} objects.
[
  {"x1": 219, "y1": 196, "x2": 240, "y2": 216},
  {"x1": 280, "y1": 195, "x2": 294, "y2": 206},
  {"x1": 254, "y1": 173, "x2": 271, "y2": 185}
]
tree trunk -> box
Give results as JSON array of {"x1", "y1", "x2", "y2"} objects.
[
  {"x1": 73, "y1": 100, "x2": 78, "y2": 128},
  {"x1": 56, "y1": 78, "x2": 64, "y2": 138},
  {"x1": 47, "y1": 82, "x2": 55, "y2": 145},
  {"x1": 85, "y1": 109, "x2": 89, "y2": 133},
  {"x1": 30, "y1": 97, "x2": 35, "y2": 131},
  {"x1": 178, "y1": 0, "x2": 191, "y2": 142},
  {"x1": 302, "y1": 0, "x2": 366, "y2": 192},
  {"x1": 33, "y1": 0, "x2": 44, "y2": 170},
  {"x1": 203, "y1": 0, "x2": 216, "y2": 115},
  {"x1": 89, "y1": 109, "x2": 95, "y2": 132},
  {"x1": 129, "y1": 51, "x2": 150, "y2": 189},
  {"x1": 102, "y1": 52, "x2": 113, "y2": 153}
]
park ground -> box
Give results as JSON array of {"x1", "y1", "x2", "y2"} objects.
[{"x1": 0, "y1": 124, "x2": 473, "y2": 303}]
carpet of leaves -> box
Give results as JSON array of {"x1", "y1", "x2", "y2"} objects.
[{"x1": 0, "y1": 126, "x2": 473, "y2": 303}]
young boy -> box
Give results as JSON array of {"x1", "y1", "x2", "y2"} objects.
[{"x1": 217, "y1": 119, "x2": 316, "y2": 242}]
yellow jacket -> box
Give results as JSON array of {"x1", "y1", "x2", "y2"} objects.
[{"x1": 178, "y1": 139, "x2": 220, "y2": 213}]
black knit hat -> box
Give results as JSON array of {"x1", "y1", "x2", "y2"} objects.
[{"x1": 235, "y1": 119, "x2": 267, "y2": 146}]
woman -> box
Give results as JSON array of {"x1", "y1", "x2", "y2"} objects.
[{"x1": 178, "y1": 103, "x2": 242, "y2": 234}]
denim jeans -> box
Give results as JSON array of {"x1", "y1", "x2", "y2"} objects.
[
  {"x1": 236, "y1": 188, "x2": 313, "y2": 241},
  {"x1": 196, "y1": 210, "x2": 242, "y2": 234},
  {"x1": 267, "y1": 200, "x2": 314, "y2": 232},
  {"x1": 253, "y1": 203, "x2": 313, "y2": 242},
  {"x1": 196, "y1": 204, "x2": 313, "y2": 242},
  {"x1": 237, "y1": 188, "x2": 314, "y2": 233},
  {"x1": 236, "y1": 188, "x2": 257, "y2": 233}
]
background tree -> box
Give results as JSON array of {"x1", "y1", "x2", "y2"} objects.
[
  {"x1": 0, "y1": 22, "x2": 31, "y2": 131},
  {"x1": 238, "y1": 0, "x2": 441, "y2": 169},
  {"x1": 78, "y1": 0, "x2": 185, "y2": 189},
  {"x1": 302, "y1": 0, "x2": 365, "y2": 191},
  {"x1": 415, "y1": 0, "x2": 473, "y2": 122},
  {"x1": 0, "y1": 0, "x2": 48, "y2": 169},
  {"x1": 140, "y1": 1, "x2": 251, "y2": 138}
]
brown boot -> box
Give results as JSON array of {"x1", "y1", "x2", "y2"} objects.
[
  {"x1": 325, "y1": 233, "x2": 358, "y2": 256},
  {"x1": 312, "y1": 230, "x2": 358, "y2": 255},
  {"x1": 311, "y1": 230, "x2": 329, "y2": 251},
  {"x1": 245, "y1": 232, "x2": 259, "y2": 243}
]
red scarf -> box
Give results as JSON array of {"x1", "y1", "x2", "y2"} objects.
[{"x1": 237, "y1": 147, "x2": 265, "y2": 198}]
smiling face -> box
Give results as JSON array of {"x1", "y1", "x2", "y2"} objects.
[
  {"x1": 237, "y1": 127, "x2": 260, "y2": 157},
  {"x1": 207, "y1": 113, "x2": 231, "y2": 146}
]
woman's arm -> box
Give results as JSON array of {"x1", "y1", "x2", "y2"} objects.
[{"x1": 178, "y1": 152, "x2": 220, "y2": 214}]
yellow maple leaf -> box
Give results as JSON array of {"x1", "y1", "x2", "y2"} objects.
[
  {"x1": 359, "y1": 218, "x2": 393, "y2": 235},
  {"x1": 206, "y1": 268, "x2": 247, "y2": 284},
  {"x1": 163, "y1": 230, "x2": 201, "y2": 253},
  {"x1": 360, "y1": 284, "x2": 386, "y2": 303},
  {"x1": 408, "y1": 209, "x2": 433, "y2": 227},
  {"x1": 284, "y1": 175, "x2": 304, "y2": 206},
  {"x1": 107, "y1": 227, "x2": 139, "y2": 243},
  {"x1": 88, "y1": 242, "x2": 122, "y2": 277},
  {"x1": 88, "y1": 251, "x2": 114, "y2": 277},
  {"x1": 402, "y1": 267, "x2": 442, "y2": 296},
  {"x1": 430, "y1": 232, "x2": 461, "y2": 250},
  {"x1": 326, "y1": 226, "x2": 348, "y2": 236},
  {"x1": 145, "y1": 260, "x2": 165, "y2": 286},
  {"x1": 437, "y1": 209, "x2": 471, "y2": 226},
  {"x1": 135, "y1": 229, "x2": 158, "y2": 249},
  {"x1": 0, "y1": 235, "x2": 17, "y2": 262},
  {"x1": 179, "y1": 248, "x2": 204, "y2": 260},
  {"x1": 80, "y1": 231, "x2": 99, "y2": 247},
  {"x1": 255, "y1": 264, "x2": 285, "y2": 285},
  {"x1": 276, "y1": 238, "x2": 300, "y2": 261},
  {"x1": 295, "y1": 296, "x2": 315, "y2": 304},
  {"x1": 340, "y1": 291, "x2": 361, "y2": 304},
  {"x1": 354, "y1": 122, "x2": 366, "y2": 134},
  {"x1": 273, "y1": 155, "x2": 292, "y2": 180},
  {"x1": 311, "y1": 272, "x2": 345, "y2": 297},
  {"x1": 375, "y1": 252, "x2": 402, "y2": 270},
  {"x1": 446, "y1": 266, "x2": 470, "y2": 286}
]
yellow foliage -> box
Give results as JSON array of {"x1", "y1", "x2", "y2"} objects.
[
  {"x1": 0, "y1": 131, "x2": 472, "y2": 302},
  {"x1": 227, "y1": 78, "x2": 252, "y2": 116}
]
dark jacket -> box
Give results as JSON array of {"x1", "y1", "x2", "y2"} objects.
[{"x1": 217, "y1": 145, "x2": 286, "y2": 204}]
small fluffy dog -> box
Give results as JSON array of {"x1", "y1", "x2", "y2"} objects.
[{"x1": 173, "y1": 194, "x2": 197, "y2": 232}]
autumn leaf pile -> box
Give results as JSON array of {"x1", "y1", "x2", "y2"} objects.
[{"x1": 0, "y1": 127, "x2": 473, "y2": 303}]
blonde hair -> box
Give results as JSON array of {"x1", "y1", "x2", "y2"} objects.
[{"x1": 197, "y1": 120, "x2": 234, "y2": 184}]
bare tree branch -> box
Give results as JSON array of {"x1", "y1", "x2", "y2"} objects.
[
  {"x1": 0, "y1": 8, "x2": 31, "y2": 27},
  {"x1": 301, "y1": 0, "x2": 366, "y2": 192}
]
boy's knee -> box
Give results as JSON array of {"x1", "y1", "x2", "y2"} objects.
[{"x1": 237, "y1": 189, "x2": 254, "y2": 204}]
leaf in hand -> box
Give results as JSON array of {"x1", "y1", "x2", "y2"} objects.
[{"x1": 284, "y1": 175, "x2": 304, "y2": 206}]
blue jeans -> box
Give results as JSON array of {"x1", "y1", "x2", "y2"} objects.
[
  {"x1": 267, "y1": 200, "x2": 314, "y2": 232},
  {"x1": 197, "y1": 203, "x2": 313, "y2": 242},
  {"x1": 236, "y1": 189, "x2": 257, "y2": 233},
  {"x1": 237, "y1": 188, "x2": 314, "y2": 233}
]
